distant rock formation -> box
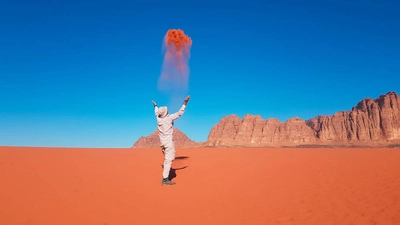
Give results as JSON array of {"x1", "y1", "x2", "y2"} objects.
[
  {"x1": 306, "y1": 91, "x2": 400, "y2": 143},
  {"x1": 205, "y1": 115, "x2": 318, "y2": 147},
  {"x1": 133, "y1": 92, "x2": 400, "y2": 148},
  {"x1": 133, "y1": 128, "x2": 204, "y2": 148},
  {"x1": 206, "y1": 92, "x2": 400, "y2": 147}
]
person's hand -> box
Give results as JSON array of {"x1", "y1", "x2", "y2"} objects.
[
  {"x1": 152, "y1": 100, "x2": 157, "y2": 107},
  {"x1": 183, "y1": 95, "x2": 190, "y2": 105}
]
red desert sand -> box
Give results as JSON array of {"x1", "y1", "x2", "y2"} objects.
[{"x1": 1, "y1": 147, "x2": 400, "y2": 225}]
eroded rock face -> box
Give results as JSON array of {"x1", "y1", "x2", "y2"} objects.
[
  {"x1": 206, "y1": 115, "x2": 317, "y2": 147},
  {"x1": 133, "y1": 129, "x2": 203, "y2": 148},
  {"x1": 206, "y1": 115, "x2": 242, "y2": 146},
  {"x1": 206, "y1": 92, "x2": 400, "y2": 147},
  {"x1": 306, "y1": 91, "x2": 400, "y2": 142}
]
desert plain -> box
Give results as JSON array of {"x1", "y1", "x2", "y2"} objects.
[{"x1": 1, "y1": 146, "x2": 399, "y2": 225}]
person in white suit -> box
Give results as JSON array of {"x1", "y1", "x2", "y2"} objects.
[{"x1": 152, "y1": 95, "x2": 190, "y2": 186}]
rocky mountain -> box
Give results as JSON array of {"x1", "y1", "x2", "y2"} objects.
[
  {"x1": 133, "y1": 92, "x2": 400, "y2": 148},
  {"x1": 206, "y1": 92, "x2": 400, "y2": 147},
  {"x1": 205, "y1": 115, "x2": 318, "y2": 147},
  {"x1": 133, "y1": 128, "x2": 204, "y2": 148},
  {"x1": 306, "y1": 91, "x2": 400, "y2": 143}
]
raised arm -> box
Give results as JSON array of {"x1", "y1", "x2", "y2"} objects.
[
  {"x1": 152, "y1": 100, "x2": 158, "y2": 116},
  {"x1": 169, "y1": 96, "x2": 190, "y2": 120}
]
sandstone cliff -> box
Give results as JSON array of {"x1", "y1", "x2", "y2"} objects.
[
  {"x1": 306, "y1": 91, "x2": 400, "y2": 143},
  {"x1": 206, "y1": 92, "x2": 400, "y2": 147},
  {"x1": 206, "y1": 115, "x2": 317, "y2": 147},
  {"x1": 133, "y1": 128, "x2": 204, "y2": 148}
]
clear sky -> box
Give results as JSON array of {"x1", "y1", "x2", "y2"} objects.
[{"x1": 1, "y1": 0, "x2": 399, "y2": 147}]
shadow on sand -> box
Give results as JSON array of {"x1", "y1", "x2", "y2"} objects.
[
  {"x1": 168, "y1": 166, "x2": 188, "y2": 181},
  {"x1": 174, "y1": 156, "x2": 189, "y2": 160},
  {"x1": 161, "y1": 165, "x2": 188, "y2": 181},
  {"x1": 160, "y1": 155, "x2": 189, "y2": 180}
]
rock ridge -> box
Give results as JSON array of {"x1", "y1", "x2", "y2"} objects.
[{"x1": 206, "y1": 91, "x2": 400, "y2": 147}]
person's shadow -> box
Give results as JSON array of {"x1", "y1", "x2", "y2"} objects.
[
  {"x1": 168, "y1": 166, "x2": 188, "y2": 181},
  {"x1": 161, "y1": 156, "x2": 189, "y2": 181}
]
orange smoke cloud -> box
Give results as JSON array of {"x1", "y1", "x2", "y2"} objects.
[
  {"x1": 158, "y1": 29, "x2": 192, "y2": 93},
  {"x1": 165, "y1": 29, "x2": 192, "y2": 53}
]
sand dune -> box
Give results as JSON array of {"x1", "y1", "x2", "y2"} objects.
[{"x1": 1, "y1": 147, "x2": 400, "y2": 225}]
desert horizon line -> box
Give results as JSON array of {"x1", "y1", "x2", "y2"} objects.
[{"x1": 1, "y1": 91, "x2": 399, "y2": 149}]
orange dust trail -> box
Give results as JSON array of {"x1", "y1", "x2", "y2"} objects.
[{"x1": 157, "y1": 29, "x2": 192, "y2": 96}]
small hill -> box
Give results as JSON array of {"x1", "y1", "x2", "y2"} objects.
[{"x1": 133, "y1": 128, "x2": 204, "y2": 148}]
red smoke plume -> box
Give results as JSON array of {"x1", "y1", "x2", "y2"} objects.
[{"x1": 158, "y1": 29, "x2": 192, "y2": 93}]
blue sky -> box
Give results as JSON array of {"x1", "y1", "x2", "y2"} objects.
[{"x1": 1, "y1": 0, "x2": 399, "y2": 147}]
